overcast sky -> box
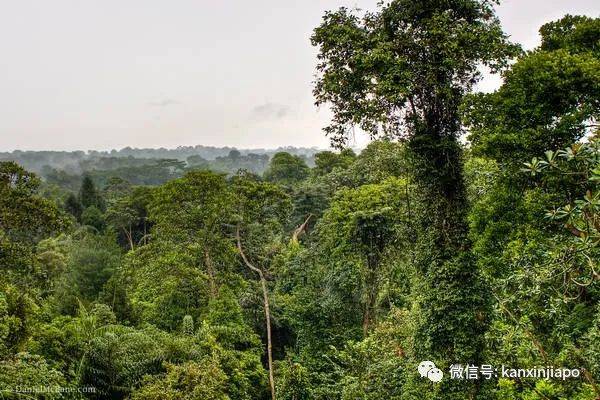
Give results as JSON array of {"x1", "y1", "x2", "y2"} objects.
[{"x1": 1, "y1": 0, "x2": 599, "y2": 152}]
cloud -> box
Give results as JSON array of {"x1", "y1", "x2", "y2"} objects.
[
  {"x1": 251, "y1": 102, "x2": 290, "y2": 120},
  {"x1": 148, "y1": 98, "x2": 181, "y2": 107}
]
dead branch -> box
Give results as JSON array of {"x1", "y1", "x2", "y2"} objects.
[{"x1": 291, "y1": 214, "x2": 313, "y2": 243}]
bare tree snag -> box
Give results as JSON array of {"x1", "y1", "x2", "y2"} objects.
[
  {"x1": 122, "y1": 226, "x2": 134, "y2": 251},
  {"x1": 291, "y1": 214, "x2": 313, "y2": 244},
  {"x1": 236, "y1": 225, "x2": 276, "y2": 400}
]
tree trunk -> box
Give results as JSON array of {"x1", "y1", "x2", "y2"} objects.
[
  {"x1": 408, "y1": 132, "x2": 486, "y2": 398},
  {"x1": 236, "y1": 226, "x2": 276, "y2": 400},
  {"x1": 362, "y1": 256, "x2": 378, "y2": 337},
  {"x1": 123, "y1": 226, "x2": 134, "y2": 251},
  {"x1": 143, "y1": 218, "x2": 147, "y2": 245}
]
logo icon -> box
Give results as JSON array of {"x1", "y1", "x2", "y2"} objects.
[{"x1": 418, "y1": 360, "x2": 444, "y2": 383}]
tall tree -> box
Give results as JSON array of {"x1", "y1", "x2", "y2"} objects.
[
  {"x1": 64, "y1": 193, "x2": 83, "y2": 222},
  {"x1": 464, "y1": 15, "x2": 600, "y2": 165},
  {"x1": 312, "y1": 1, "x2": 518, "y2": 396},
  {"x1": 0, "y1": 162, "x2": 66, "y2": 245},
  {"x1": 264, "y1": 152, "x2": 310, "y2": 185},
  {"x1": 463, "y1": 17, "x2": 600, "y2": 397},
  {"x1": 105, "y1": 187, "x2": 153, "y2": 251},
  {"x1": 79, "y1": 175, "x2": 105, "y2": 211},
  {"x1": 0, "y1": 162, "x2": 68, "y2": 354},
  {"x1": 149, "y1": 170, "x2": 235, "y2": 305}
]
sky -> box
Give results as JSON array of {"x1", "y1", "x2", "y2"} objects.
[{"x1": 0, "y1": 0, "x2": 599, "y2": 152}]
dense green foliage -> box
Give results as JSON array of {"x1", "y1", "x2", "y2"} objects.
[{"x1": 1, "y1": 3, "x2": 600, "y2": 400}]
